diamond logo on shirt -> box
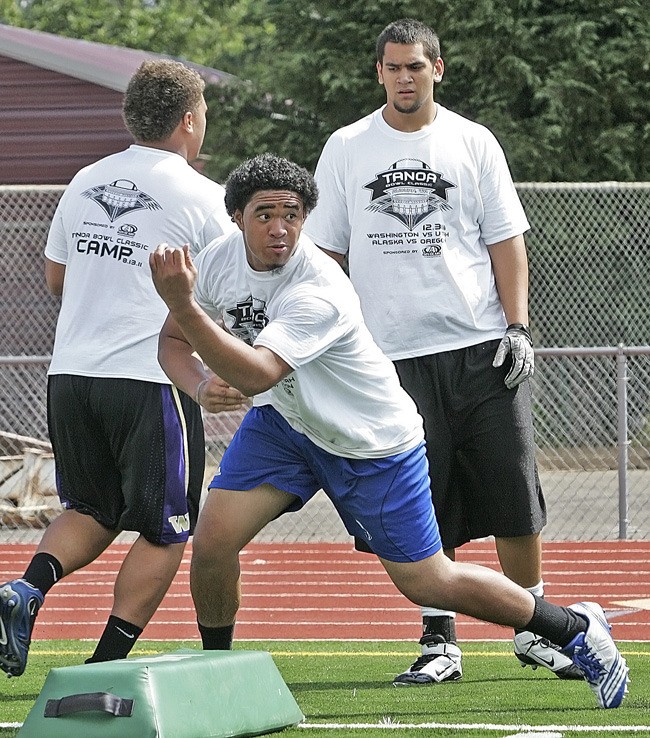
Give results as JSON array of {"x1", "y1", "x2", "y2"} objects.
[
  {"x1": 364, "y1": 159, "x2": 456, "y2": 231},
  {"x1": 82, "y1": 180, "x2": 162, "y2": 222}
]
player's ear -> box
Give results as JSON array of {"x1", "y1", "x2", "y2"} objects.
[
  {"x1": 233, "y1": 209, "x2": 244, "y2": 232},
  {"x1": 433, "y1": 57, "x2": 444, "y2": 83},
  {"x1": 377, "y1": 61, "x2": 384, "y2": 85},
  {"x1": 182, "y1": 110, "x2": 193, "y2": 133}
]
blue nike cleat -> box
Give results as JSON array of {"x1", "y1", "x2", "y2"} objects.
[{"x1": 0, "y1": 579, "x2": 44, "y2": 677}]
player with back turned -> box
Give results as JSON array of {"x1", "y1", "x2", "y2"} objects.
[{"x1": 0, "y1": 59, "x2": 242, "y2": 678}]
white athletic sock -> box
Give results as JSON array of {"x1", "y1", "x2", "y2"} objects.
[
  {"x1": 421, "y1": 607, "x2": 456, "y2": 618},
  {"x1": 526, "y1": 580, "x2": 545, "y2": 598}
]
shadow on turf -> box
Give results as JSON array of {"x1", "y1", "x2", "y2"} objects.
[
  {"x1": 288, "y1": 674, "x2": 543, "y2": 692},
  {"x1": 0, "y1": 691, "x2": 40, "y2": 703}
]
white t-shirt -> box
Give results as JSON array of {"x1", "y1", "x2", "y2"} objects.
[
  {"x1": 46, "y1": 145, "x2": 236, "y2": 382},
  {"x1": 305, "y1": 105, "x2": 530, "y2": 360},
  {"x1": 193, "y1": 231, "x2": 424, "y2": 458}
]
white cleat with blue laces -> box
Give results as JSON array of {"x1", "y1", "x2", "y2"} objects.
[{"x1": 562, "y1": 601, "x2": 629, "y2": 708}]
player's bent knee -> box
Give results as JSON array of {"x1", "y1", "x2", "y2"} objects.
[{"x1": 381, "y1": 554, "x2": 451, "y2": 607}]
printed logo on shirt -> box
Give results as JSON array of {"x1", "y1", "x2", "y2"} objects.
[
  {"x1": 364, "y1": 159, "x2": 456, "y2": 231},
  {"x1": 225, "y1": 295, "x2": 269, "y2": 344},
  {"x1": 118, "y1": 223, "x2": 138, "y2": 237},
  {"x1": 280, "y1": 375, "x2": 295, "y2": 397},
  {"x1": 81, "y1": 179, "x2": 162, "y2": 222}
]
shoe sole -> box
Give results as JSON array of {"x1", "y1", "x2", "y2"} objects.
[
  {"x1": 393, "y1": 670, "x2": 462, "y2": 687},
  {"x1": 0, "y1": 585, "x2": 30, "y2": 677}
]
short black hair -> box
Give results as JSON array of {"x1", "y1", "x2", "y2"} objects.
[
  {"x1": 224, "y1": 153, "x2": 319, "y2": 216},
  {"x1": 376, "y1": 18, "x2": 441, "y2": 64}
]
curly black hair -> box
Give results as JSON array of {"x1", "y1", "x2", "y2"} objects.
[
  {"x1": 224, "y1": 153, "x2": 319, "y2": 217},
  {"x1": 122, "y1": 60, "x2": 205, "y2": 142}
]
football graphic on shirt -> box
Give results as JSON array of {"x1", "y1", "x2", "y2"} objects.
[
  {"x1": 364, "y1": 159, "x2": 456, "y2": 231},
  {"x1": 81, "y1": 179, "x2": 162, "y2": 222}
]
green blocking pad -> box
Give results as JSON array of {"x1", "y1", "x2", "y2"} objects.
[{"x1": 18, "y1": 649, "x2": 304, "y2": 738}]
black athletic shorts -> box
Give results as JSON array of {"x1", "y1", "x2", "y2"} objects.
[
  {"x1": 356, "y1": 340, "x2": 546, "y2": 552},
  {"x1": 47, "y1": 375, "x2": 205, "y2": 544}
]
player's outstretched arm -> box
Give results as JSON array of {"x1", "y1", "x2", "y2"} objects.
[{"x1": 151, "y1": 243, "x2": 292, "y2": 397}]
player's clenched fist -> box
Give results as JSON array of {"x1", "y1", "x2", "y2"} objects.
[{"x1": 150, "y1": 243, "x2": 197, "y2": 311}]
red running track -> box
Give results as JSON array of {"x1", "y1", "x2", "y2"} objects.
[{"x1": 1, "y1": 540, "x2": 649, "y2": 643}]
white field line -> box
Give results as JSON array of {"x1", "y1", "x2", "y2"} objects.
[
  {"x1": 296, "y1": 722, "x2": 650, "y2": 733},
  {"x1": 2, "y1": 722, "x2": 649, "y2": 733}
]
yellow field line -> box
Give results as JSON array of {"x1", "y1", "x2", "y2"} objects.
[{"x1": 30, "y1": 648, "x2": 649, "y2": 658}]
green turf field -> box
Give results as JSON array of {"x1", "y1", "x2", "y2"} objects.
[{"x1": 0, "y1": 640, "x2": 648, "y2": 737}]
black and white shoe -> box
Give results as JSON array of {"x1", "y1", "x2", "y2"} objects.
[
  {"x1": 393, "y1": 635, "x2": 462, "y2": 686},
  {"x1": 514, "y1": 630, "x2": 584, "y2": 680}
]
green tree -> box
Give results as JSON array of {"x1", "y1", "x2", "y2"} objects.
[
  {"x1": 1, "y1": 0, "x2": 266, "y2": 70},
  {"x1": 434, "y1": 0, "x2": 650, "y2": 181},
  {"x1": 4, "y1": 0, "x2": 648, "y2": 181},
  {"x1": 0, "y1": 0, "x2": 20, "y2": 24},
  {"x1": 202, "y1": 0, "x2": 417, "y2": 179},
  {"x1": 201, "y1": 0, "x2": 649, "y2": 181}
]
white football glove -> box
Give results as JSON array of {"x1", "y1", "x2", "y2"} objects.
[{"x1": 492, "y1": 323, "x2": 535, "y2": 389}]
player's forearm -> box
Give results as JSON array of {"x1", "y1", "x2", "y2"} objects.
[
  {"x1": 487, "y1": 236, "x2": 530, "y2": 324},
  {"x1": 157, "y1": 330, "x2": 207, "y2": 398},
  {"x1": 44, "y1": 258, "x2": 65, "y2": 296},
  {"x1": 167, "y1": 301, "x2": 288, "y2": 397}
]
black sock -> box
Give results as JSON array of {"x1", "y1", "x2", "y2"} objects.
[
  {"x1": 198, "y1": 622, "x2": 234, "y2": 650},
  {"x1": 23, "y1": 552, "x2": 63, "y2": 595},
  {"x1": 515, "y1": 590, "x2": 543, "y2": 635},
  {"x1": 85, "y1": 615, "x2": 143, "y2": 663},
  {"x1": 423, "y1": 615, "x2": 457, "y2": 643},
  {"x1": 524, "y1": 595, "x2": 588, "y2": 647}
]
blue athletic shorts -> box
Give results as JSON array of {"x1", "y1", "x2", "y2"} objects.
[{"x1": 209, "y1": 405, "x2": 442, "y2": 563}]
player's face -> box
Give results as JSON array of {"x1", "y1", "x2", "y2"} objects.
[
  {"x1": 377, "y1": 42, "x2": 443, "y2": 119},
  {"x1": 234, "y1": 190, "x2": 305, "y2": 271}
]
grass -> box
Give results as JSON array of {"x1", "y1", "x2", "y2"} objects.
[{"x1": 0, "y1": 640, "x2": 648, "y2": 737}]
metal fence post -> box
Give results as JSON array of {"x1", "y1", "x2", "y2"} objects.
[{"x1": 616, "y1": 346, "x2": 629, "y2": 540}]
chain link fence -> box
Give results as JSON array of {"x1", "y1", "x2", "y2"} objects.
[{"x1": 1, "y1": 183, "x2": 649, "y2": 543}]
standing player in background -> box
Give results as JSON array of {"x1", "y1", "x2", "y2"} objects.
[
  {"x1": 0, "y1": 59, "x2": 242, "y2": 678},
  {"x1": 149, "y1": 153, "x2": 627, "y2": 710},
  {"x1": 305, "y1": 18, "x2": 582, "y2": 685}
]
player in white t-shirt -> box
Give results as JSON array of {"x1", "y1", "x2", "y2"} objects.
[
  {"x1": 0, "y1": 60, "x2": 241, "y2": 678},
  {"x1": 148, "y1": 153, "x2": 628, "y2": 710},
  {"x1": 304, "y1": 18, "x2": 580, "y2": 685}
]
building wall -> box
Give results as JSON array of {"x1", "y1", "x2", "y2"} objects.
[{"x1": 0, "y1": 55, "x2": 134, "y2": 185}]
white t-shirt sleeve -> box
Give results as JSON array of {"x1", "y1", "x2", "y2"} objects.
[
  {"x1": 190, "y1": 198, "x2": 235, "y2": 258},
  {"x1": 305, "y1": 134, "x2": 351, "y2": 256},
  {"x1": 192, "y1": 244, "x2": 222, "y2": 322},
  {"x1": 478, "y1": 131, "x2": 530, "y2": 244},
  {"x1": 44, "y1": 196, "x2": 69, "y2": 264},
  {"x1": 254, "y1": 291, "x2": 344, "y2": 368}
]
